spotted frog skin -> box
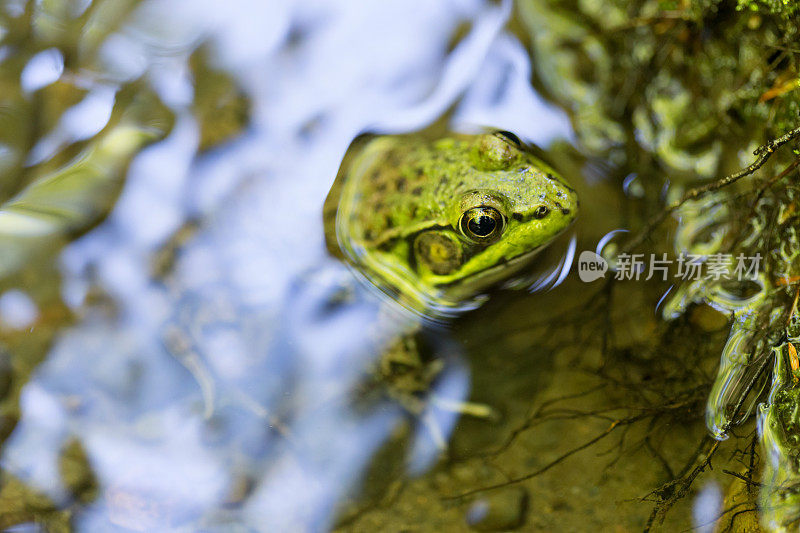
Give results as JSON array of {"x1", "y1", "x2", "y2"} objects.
[{"x1": 328, "y1": 131, "x2": 579, "y2": 316}]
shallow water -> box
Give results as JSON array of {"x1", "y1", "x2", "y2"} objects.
[{"x1": 0, "y1": 0, "x2": 780, "y2": 531}]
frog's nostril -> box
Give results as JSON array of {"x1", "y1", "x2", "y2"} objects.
[{"x1": 533, "y1": 206, "x2": 549, "y2": 219}]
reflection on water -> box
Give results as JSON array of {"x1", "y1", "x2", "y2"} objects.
[
  {"x1": 6, "y1": 0, "x2": 783, "y2": 530},
  {"x1": 0, "y1": 0, "x2": 584, "y2": 530}
]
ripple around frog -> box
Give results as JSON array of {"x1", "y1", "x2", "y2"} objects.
[{"x1": 328, "y1": 132, "x2": 579, "y2": 323}]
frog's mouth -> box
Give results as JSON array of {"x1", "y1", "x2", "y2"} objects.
[{"x1": 437, "y1": 244, "x2": 545, "y2": 295}]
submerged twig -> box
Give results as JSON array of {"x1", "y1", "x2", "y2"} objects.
[
  {"x1": 722, "y1": 469, "x2": 765, "y2": 488},
  {"x1": 643, "y1": 439, "x2": 721, "y2": 532},
  {"x1": 444, "y1": 415, "x2": 645, "y2": 501},
  {"x1": 622, "y1": 124, "x2": 800, "y2": 254},
  {"x1": 445, "y1": 393, "x2": 702, "y2": 501}
]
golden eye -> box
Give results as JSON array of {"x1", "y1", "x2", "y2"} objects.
[{"x1": 459, "y1": 206, "x2": 505, "y2": 244}]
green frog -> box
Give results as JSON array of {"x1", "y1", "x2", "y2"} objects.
[
  {"x1": 324, "y1": 130, "x2": 578, "y2": 445},
  {"x1": 326, "y1": 130, "x2": 578, "y2": 317}
]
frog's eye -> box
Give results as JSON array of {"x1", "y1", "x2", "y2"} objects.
[
  {"x1": 459, "y1": 206, "x2": 505, "y2": 244},
  {"x1": 494, "y1": 130, "x2": 522, "y2": 148}
]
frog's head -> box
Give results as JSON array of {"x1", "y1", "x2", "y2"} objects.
[
  {"x1": 332, "y1": 131, "x2": 578, "y2": 317},
  {"x1": 420, "y1": 132, "x2": 578, "y2": 299}
]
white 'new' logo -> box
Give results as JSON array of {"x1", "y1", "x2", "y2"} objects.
[{"x1": 578, "y1": 251, "x2": 608, "y2": 282}]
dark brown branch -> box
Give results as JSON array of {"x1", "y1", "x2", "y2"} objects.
[
  {"x1": 643, "y1": 439, "x2": 721, "y2": 531},
  {"x1": 722, "y1": 469, "x2": 764, "y2": 488}
]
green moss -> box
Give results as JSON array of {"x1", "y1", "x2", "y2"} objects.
[{"x1": 737, "y1": 0, "x2": 800, "y2": 18}]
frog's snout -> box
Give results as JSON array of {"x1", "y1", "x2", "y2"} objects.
[{"x1": 553, "y1": 184, "x2": 579, "y2": 221}]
